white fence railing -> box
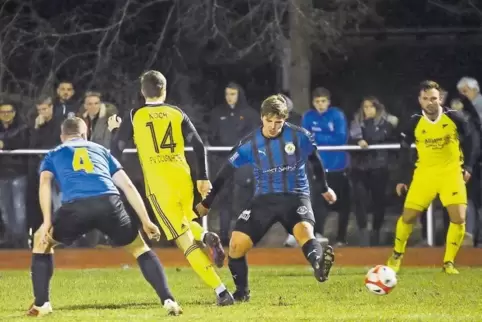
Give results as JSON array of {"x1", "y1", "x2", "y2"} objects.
[{"x1": 0, "y1": 143, "x2": 434, "y2": 246}]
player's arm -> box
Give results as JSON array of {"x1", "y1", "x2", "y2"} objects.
[
  {"x1": 109, "y1": 110, "x2": 134, "y2": 162},
  {"x1": 106, "y1": 151, "x2": 149, "y2": 224},
  {"x1": 39, "y1": 171, "x2": 54, "y2": 227},
  {"x1": 181, "y1": 112, "x2": 208, "y2": 180},
  {"x1": 299, "y1": 128, "x2": 329, "y2": 191},
  {"x1": 38, "y1": 153, "x2": 55, "y2": 227},
  {"x1": 198, "y1": 143, "x2": 250, "y2": 212},
  {"x1": 398, "y1": 116, "x2": 419, "y2": 186},
  {"x1": 448, "y1": 110, "x2": 481, "y2": 175},
  {"x1": 112, "y1": 170, "x2": 150, "y2": 224}
]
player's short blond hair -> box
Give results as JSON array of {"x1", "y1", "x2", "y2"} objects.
[
  {"x1": 61, "y1": 117, "x2": 87, "y2": 136},
  {"x1": 140, "y1": 70, "x2": 167, "y2": 98},
  {"x1": 261, "y1": 94, "x2": 289, "y2": 119}
]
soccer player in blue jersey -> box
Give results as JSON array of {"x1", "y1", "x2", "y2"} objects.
[
  {"x1": 28, "y1": 117, "x2": 182, "y2": 317},
  {"x1": 196, "y1": 94, "x2": 337, "y2": 301}
]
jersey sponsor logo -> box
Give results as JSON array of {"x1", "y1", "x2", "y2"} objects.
[
  {"x1": 284, "y1": 142, "x2": 296, "y2": 155},
  {"x1": 423, "y1": 134, "x2": 454, "y2": 150},
  {"x1": 149, "y1": 112, "x2": 169, "y2": 119},
  {"x1": 264, "y1": 165, "x2": 296, "y2": 173},
  {"x1": 229, "y1": 152, "x2": 240, "y2": 163},
  {"x1": 149, "y1": 154, "x2": 184, "y2": 164},
  {"x1": 328, "y1": 122, "x2": 334, "y2": 131},
  {"x1": 238, "y1": 210, "x2": 251, "y2": 221},
  {"x1": 297, "y1": 206, "x2": 309, "y2": 215},
  {"x1": 311, "y1": 126, "x2": 322, "y2": 131}
]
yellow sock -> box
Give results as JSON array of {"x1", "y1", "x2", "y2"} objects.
[
  {"x1": 443, "y1": 223, "x2": 465, "y2": 263},
  {"x1": 184, "y1": 244, "x2": 223, "y2": 290},
  {"x1": 189, "y1": 221, "x2": 205, "y2": 243},
  {"x1": 393, "y1": 216, "x2": 414, "y2": 254}
]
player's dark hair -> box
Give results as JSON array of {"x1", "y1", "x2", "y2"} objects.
[
  {"x1": 312, "y1": 87, "x2": 331, "y2": 99},
  {"x1": 261, "y1": 94, "x2": 289, "y2": 119},
  {"x1": 140, "y1": 70, "x2": 167, "y2": 98},
  {"x1": 419, "y1": 80, "x2": 441, "y2": 92},
  {"x1": 61, "y1": 117, "x2": 87, "y2": 136}
]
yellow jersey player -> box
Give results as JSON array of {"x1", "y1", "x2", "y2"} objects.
[
  {"x1": 109, "y1": 70, "x2": 234, "y2": 306},
  {"x1": 387, "y1": 80, "x2": 480, "y2": 274}
]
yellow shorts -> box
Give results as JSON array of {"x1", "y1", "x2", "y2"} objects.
[
  {"x1": 405, "y1": 168, "x2": 467, "y2": 211},
  {"x1": 146, "y1": 179, "x2": 197, "y2": 241}
]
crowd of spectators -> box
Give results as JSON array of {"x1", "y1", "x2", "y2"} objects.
[{"x1": 0, "y1": 76, "x2": 481, "y2": 249}]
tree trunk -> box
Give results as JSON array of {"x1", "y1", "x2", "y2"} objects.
[{"x1": 289, "y1": 0, "x2": 312, "y2": 115}]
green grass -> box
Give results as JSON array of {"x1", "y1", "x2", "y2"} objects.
[{"x1": 1, "y1": 266, "x2": 481, "y2": 321}]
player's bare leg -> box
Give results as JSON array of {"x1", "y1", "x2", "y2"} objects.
[
  {"x1": 228, "y1": 231, "x2": 253, "y2": 302},
  {"x1": 387, "y1": 208, "x2": 421, "y2": 272},
  {"x1": 293, "y1": 221, "x2": 334, "y2": 282},
  {"x1": 28, "y1": 226, "x2": 56, "y2": 317},
  {"x1": 175, "y1": 229, "x2": 234, "y2": 306},
  {"x1": 189, "y1": 221, "x2": 225, "y2": 268},
  {"x1": 124, "y1": 233, "x2": 182, "y2": 315},
  {"x1": 443, "y1": 204, "x2": 467, "y2": 274}
]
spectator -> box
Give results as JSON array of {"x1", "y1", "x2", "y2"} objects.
[
  {"x1": 349, "y1": 96, "x2": 397, "y2": 246},
  {"x1": 26, "y1": 96, "x2": 63, "y2": 239},
  {"x1": 0, "y1": 102, "x2": 29, "y2": 248},
  {"x1": 208, "y1": 82, "x2": 259, "y2": 246},
  {"x1": 54, "y1": 81, "x2": 77, "y2": 119},
  {"x1": 286, "y1": 87, "x2": 350, "y2": 247},
  {"x1": 81, "y1": 92, "x2": 114, "y2": 148}
]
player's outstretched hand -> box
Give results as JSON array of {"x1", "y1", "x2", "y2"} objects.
[
  {"x1": 143, "y1": 221, "x2": 161, "y2": 241},
  {"x1": 107, "y1": 114, "x2": 122, "y2": 132},
  {"x1": 322, "y1": 187, "x2": 337, "y2": 204},
  {"x1": 396, "y1": 183, "x2": 408, "y2": 197},
  {"x1": 197, "y1": 180, "x2": 212, "y2": 199},
  {"x1": 195, "y1": 202, "x2": 209, "y2": 217},
  {"x1": 463, "y1": 170, "x2": 471, "y2": 183}
]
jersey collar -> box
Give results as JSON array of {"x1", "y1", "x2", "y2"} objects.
[
  {"x1": 145, "y1": 100, "x2": 164, "y2": 105},
  {"x1": 422, "y1": 106, "x2": 443, "y2": 124}
]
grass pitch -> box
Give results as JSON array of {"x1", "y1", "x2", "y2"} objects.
[{"x1": 1, "y1": 265, "x2": 481, "y2": 321}]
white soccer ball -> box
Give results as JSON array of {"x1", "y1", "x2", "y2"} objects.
[{"x1": 364, "y1": 265, "x2": 397, "y2": 295}]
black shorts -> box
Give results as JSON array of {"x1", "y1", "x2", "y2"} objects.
[
  {"x1": 50, "y1": 194, "x2": 138, "y2": 247},
  {"x1": 233, "y1": 193, "x2": 315, "y2": 245}
]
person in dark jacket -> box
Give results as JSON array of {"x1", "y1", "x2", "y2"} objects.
[
  {"x1": 0, "y1": 102, "x2": 30, "y2": 247},
  {"x1": 53, "y1": 81, "x2": 77, "y2": 119},
  {"x1": 349, "y1": 96, "x2": 398, "y2": 246},
  {"x1": 209, "y1": 82, "x2": 259, "y2": 245}
]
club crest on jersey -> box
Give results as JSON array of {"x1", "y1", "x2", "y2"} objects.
[
  {"x1": 297, "y1": 206, "x2": 308, "y2": 215},
  {"x1": 284, "y1": 142, "x2": 296, "y2": 155}
]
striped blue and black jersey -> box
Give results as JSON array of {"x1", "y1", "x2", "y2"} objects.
[{"x1": 202, "y1": 122, "x2": 329, "y2": 207}]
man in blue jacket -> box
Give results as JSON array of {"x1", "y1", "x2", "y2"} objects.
[{"x1": 285, "y1": 87, "x2": 351, "y2": 247}]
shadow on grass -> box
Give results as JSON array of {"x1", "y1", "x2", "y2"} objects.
[{"x1": 58, "y1": 302, "x2": 158, "y2": 311}]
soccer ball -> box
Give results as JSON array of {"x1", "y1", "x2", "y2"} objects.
[{"x1": 364, "y1": 265, "x2": 397, "y2": 295}]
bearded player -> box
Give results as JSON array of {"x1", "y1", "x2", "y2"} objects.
[
  {"x1": 109, "y1": 70, "x2": 234, "y2": 305},
  {"x1": 197, "y1": 94, "x2": 336, "y2": 301},
  {"x1": 387, "y1": 80, "x2": 480, "y2": 274}
]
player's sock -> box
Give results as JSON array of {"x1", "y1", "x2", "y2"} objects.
[
  {"x1": 31, "y1": 254, "x2": 53, "y2": 307},
  {"x1": 184, "y1": 244, "x2": 223, "y2": 290},
  {"x1": 189, "y1": 221, "x2": 206, "y2": 243},
  {"x1": 301, "y1": 238, "x2": 323, "y2": 265},
  {"x1": 137, "y1": 250, "x2": 174, "y2": 303},
  {"x1": 443, "y1": 222, "x2": 465, "y2": 263},
  {"x1": 393, "y1": 216, "x2": 413, "y2": 254},
  {"x1": 228, "y1": 256, "x2": 248, "y2": 292}
]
